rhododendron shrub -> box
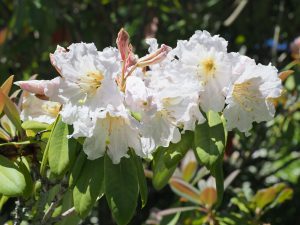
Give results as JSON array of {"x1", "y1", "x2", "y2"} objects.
[{"x1": 0, "y1": 28, "x2": 285, "y2": 225}]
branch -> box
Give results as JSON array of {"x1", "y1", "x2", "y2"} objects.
[
  {"x1": 223, "y1": 0, "x2": 248, "y2": 27},
  {"x1": 47, "y1": 207, "x2": 77, "y2": 224},
  {"x1": 41, "y1": 185, "x2": 67, "y2": 224}
]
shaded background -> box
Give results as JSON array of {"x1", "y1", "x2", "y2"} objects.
[
  {"x1": 1, "y1": 0, "x2": 300, "y2": 224},
  {"x1": 1, "y1": 0, "x2": 299, "y2": 83}
]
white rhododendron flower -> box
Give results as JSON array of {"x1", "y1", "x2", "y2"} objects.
[
  {"x1": 83, "y1": 105, "x2": 144, "y2": 164},
  {"x1": 14, "y1": 28, "x2": 283, "y2": 163},
  {"x1": 128, "y1": 64, "x2": 204, "y2": 152},
  {"x1": 223, "y1": 62, "x2": 282, "y2": 133},
  {"x1": 20, "y1": 93, "x2": 60, "y2": 124},
  {"x1": 49, "y1": 43, "x2": 122, "y2": 108},
  {"x1": 171, "y1": 31, "x2": 233, "y2": 112}
]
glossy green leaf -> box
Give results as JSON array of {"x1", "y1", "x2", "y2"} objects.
[
  {"x1": 271, "y1": 187, "x2": 293, "y2": 208},
  {"x1": 21, "y1": 120, "x2": 50, "y2": 131},
  {"x1": 48, "y1": 117, "x2": 76, "y2": 176},
  {"x1": 17, "y1": 158, "x2": 33, "y2": 199},
  {"x1": 194, "y1": 111, "x2": 226, "y2": 169},
  {"x1": 253, "y1": 189, "x2": 277, "y2": 210},
  {"x1": 230, "y1": 197, "x2": 251, "y2": 214},
  {"x1": 152, "y1": 148, "x2": 177, "y2": 190},
  {"x1": 0, "y1": 195, "x2": 9, "y2": 211},
  {"x1": 40, "y1": 115, "x2": 60, "y2": 176},
  {"x1": 73, "y1": 157, "x2": 104, "y2": 218},
  {"x1": 131, "y1": 150, "x2": 148, "y2": 208},
  {"x1": 56, "y1": 190, "x2": 81, "y2": 225},
  {"x1": 105, "y1": 155, "x2": 139, "y2": 225},
  {"x1": 253, "y1": 183, "x2": 287, "y2": 210},
  {"x1": 69, "y1": 151, "x2": 87, "y2": 188},
  {"x1": 0, "y1": 155, "x2": 26, "y2": 196},
  {"x1": 211, "y1": 158, "x2": 224, "y2": 208},
  {"x1": 163, "y1": 131, "x2": 193, "y2": 168}
]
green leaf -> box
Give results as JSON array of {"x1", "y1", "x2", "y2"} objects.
[
  {"x1": 105, "y1": 155, "x2": 139, "y2": 225},
  {"x1": 0, "y1": 155, "x2": 26, "y2": 196},
  {"x1": 56, "y1": 190, "x2": 81, "y2": 225},
  {"x1": 252, "y1": 183, "x2": 287, "y2": 210},
  {"x1": 17, "y1": 157, "x2": 33, "y2": 199},
  {"x1": 0, "y1": 195, "x2": 9, "y2": 211},
  {"x1": 163, "y1": 131, "x2": 193, "y2": 168},
  {"x1": 152, "y1": 148, "x2": 177, "y2": 190},
  {"x1": 47, "y1": 117, "x2": 78, "y2": 177},
  {"x1": 40, "y1": 115, "x2": 59, "y2": 176},
  {"x1": 193, "y1": 112, "x2": 226, "y2": 208},
  {"x1": 211, "y1": 158, "x2": 224, "y2": 208},
  {"x1": 131, "y1": 150, "x2": 148, "y2": 208},
  {"x1": 253, "y1": 189, "x2": 277, "y2": 210},
  {"x1": 21, "y1": 120, "x2": 50, "y2": 131},
  {"x1": 271, "y1": 187, "x2": 293, "y2": 207},
  {"x1": 194, "y1": 111, "x2": 226, "y2": 169},
  {"x1": 230, "y1": 197, "x2": 251, "y2": 214},
  {"x1": 69, "y1": 151, "x2": 87, "y2": 188},
  {"x1": 73, "y1": 157, "x2": 104, "y2": 218}
]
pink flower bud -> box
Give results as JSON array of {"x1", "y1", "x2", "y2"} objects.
[
  {"x1": 137, "y1": 44, "x2": 171, "y2": 67},
  {"x1": 117, "y1": 28, "x2": 130, "y2": 61},
  {"x1": 15, "y1": 80, "x2": 48, "y2": 95},
  {"x1": 125, "y1": 51, "x2": 138, "y2": 69}
]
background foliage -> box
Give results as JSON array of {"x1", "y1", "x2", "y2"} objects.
[{"x1": 0, "y1": 0, "x2": 300, "y2": 224}]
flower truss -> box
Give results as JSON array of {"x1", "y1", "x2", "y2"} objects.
[{"x1": 16, "y1": 29, "x2": 283, "y2": 164}]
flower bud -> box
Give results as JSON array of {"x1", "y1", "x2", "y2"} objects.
[
  {"x1": 116, "y1": 28, "x2": 130, "y2": 61},
  {"x1": 137, "y1": 44, "x2": 171, "y2": 67},
  {"x1": 15, "y1": 80, "x2": 48, "y2": 95}
]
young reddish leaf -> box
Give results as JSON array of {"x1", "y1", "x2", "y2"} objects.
[
  {"x1": 152, "y1": 147, "x2": 177, "y2": 190},
  {"x1": 0, "y1": 87, "x2": 22, "y2": 133},
  {"x1": 254, "y1": 188, "x2": 277, "y2": 210},
  {"x1": 199, "y1": 187, "x2": 217, "y2": 208},
  {"x1": 0, "y1": 27, "x2": 7, "y2": 45},
  {"x1": 182, "y1": 161, "x2": 197, "y2": 182},
  {"x1": 1, "y1": 75, "x2": 14, "y2": 96},
  {"x1": 279, "y1": 70, "x2": 294, "y2": 81},
  {"x1": 169, "y1": 177, "x2": 202, "y2": 205}
]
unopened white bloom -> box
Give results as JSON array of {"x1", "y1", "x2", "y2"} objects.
[
  {"x1": 223, "y1": 62, "x2": 282, "y2": 133},
  {"x1": 83, "y1": 105, "x2": 143, "y2": 164},
  {"x1": 171, "y1": 31, "x2": 233, "y2": 112},
  {"x1": 21, "y1": 93, "x2": 60, "y2": 124}
]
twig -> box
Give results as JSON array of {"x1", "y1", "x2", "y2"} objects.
[
  {"x1": 271, "y1": 0, "x2": 285, "y2": 66},
  {"x1": 48, "y1": 207, "x2": 77, "y2": 224},
  {"x1": 224, "y1": 0, "x2": 248, "y2": 27},
  {"x1": 41, "y1": 184, "x2": 67, "y2": 224}
]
